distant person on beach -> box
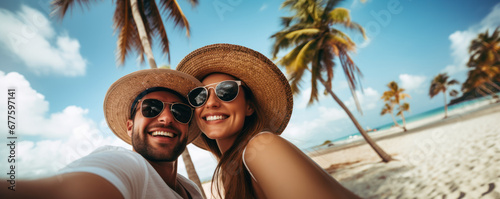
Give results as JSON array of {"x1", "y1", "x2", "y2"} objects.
[
  {"x1": 177, "y1": 44, "x2": 360, "y2": 199},
  {"x1": 0, "y1": 69, "x2": 204, "y2": 199}
]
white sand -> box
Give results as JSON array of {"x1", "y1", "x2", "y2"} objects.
[{"x1": 313, "y1": 100, "x2": 500, "y2": 198}]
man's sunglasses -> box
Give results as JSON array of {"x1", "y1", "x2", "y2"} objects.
[
  {"x1": 187, "y1": 80, "x2": 242, "y2": 107},
  {"x1": 134, "y1": 99, "x2": 193, "y2": 124}
]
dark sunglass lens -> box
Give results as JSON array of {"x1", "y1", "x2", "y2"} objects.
[
  {"x1": 171, "y1": 104, "x2": 192, "y2": 123},
  {"x1": 142, "y1": 99, "x2": 164, "y2": 118},
  {"x1": 188, "y1": 87, "x2": 208, "y2": 107},
  {"x1": 217, "y1": 81, "x2": 239, "y2": 101}
]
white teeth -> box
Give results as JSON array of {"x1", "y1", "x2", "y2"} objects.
[
  {"x1": 206, "y1": 115, "x2": 227, "y2": 121},
  {"x1": 151, "y1": 131, "x2": 174, "y2": 138}
]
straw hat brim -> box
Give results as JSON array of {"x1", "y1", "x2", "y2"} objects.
[
  {"x1": 104, "y1": 69, "x2": 203, "y2": 145},
  {"x1": 176, "y1": 43, "x2": 293, "y2": 150}
]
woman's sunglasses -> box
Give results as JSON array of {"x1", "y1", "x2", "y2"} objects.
[
  {"x1": 187, "y1": 80, "x2": 242, "y2": 107},
  {"x1": 135, "y1": 99, "x2": 193, "y2": 124}
]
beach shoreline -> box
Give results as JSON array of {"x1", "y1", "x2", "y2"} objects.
[
  {"x1": 308, "y1": 97, "x2": 500, "y2": 158},
  {"x1": 309, "y1": 99, "x2": 500, "y2": 198}
]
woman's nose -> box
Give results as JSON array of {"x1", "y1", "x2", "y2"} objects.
[{"x1": 204, "y1": 88, "x2": 220, "y2": 108}]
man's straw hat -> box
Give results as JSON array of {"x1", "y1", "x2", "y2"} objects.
[
  {"x1": 104, "y1": 69, "x2": 203, "y2": 144},
  {"x1": 177, "y1": 43, "x2": 293, "y2": 150}
]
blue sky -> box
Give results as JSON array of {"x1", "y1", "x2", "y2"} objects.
[{"x1": 1, "y1": 0, "x2": 499, "y2": 181}]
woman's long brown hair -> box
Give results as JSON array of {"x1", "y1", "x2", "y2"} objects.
[{"x1": 200, "y1": 82, "x2": 266, "y2": 199}]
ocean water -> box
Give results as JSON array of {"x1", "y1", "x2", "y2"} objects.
[{"x1": 308, "y1": 94, "x2": 498, "y2": 151}]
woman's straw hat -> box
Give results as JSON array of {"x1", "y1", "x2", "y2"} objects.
[
  {"x1": 104, "y1": 68, "x2": 203, "y2": 145},
  {"x1": 177, "y1": 43, "x2": 293, "y2": 150}
]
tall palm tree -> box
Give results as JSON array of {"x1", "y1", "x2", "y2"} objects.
[
  {"x1": 382, "y1": 81, "x2": 410, "y2": 131},
  {"x1": 380, "y1": 103, "x2": 399, "y2": 127},
  {"x1": 52, "y1": 0, "x2": 198, "y2": 68},
  {"x1": 463, "y1": 27, "x2": 500, "y2": 98},
  {"x1": 51, "y1": 1, "x2": 206, "y2": 197},
  {"x1": 429, "y1": 73, "x2": 459, "y2": 118},
  {"x1": 271, "y1": 0, "x2": 392, "y2": 162}
]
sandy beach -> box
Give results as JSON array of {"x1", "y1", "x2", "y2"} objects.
[
  {"x1": 201, "y1": 99, "x2": 500, "y2": 198},
  {"x1": 311, "y1": 99, "x2": 500, "y2": 198}
]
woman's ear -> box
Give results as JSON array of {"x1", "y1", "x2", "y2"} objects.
[
  {"x1": 126, "y1": 119, "x2": 133, "y2": 137},
  {"x1": 246, "y1": 104, "x2": 255, "y2": 116}
]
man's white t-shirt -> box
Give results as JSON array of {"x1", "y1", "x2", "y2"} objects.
[{"x1": 59, "y1": 146, "x2": 203, "y2": 199}]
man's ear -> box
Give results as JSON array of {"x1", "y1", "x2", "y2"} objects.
[
  {"x1": 245, "y1": 104, "x2": 255, "y2": 116},
  {"x1": 126, "y1": 119, "x2": 133, "y2": 137}
]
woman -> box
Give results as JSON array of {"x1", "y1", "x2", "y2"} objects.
[{"x1": 177, "y1": 44, "x2": 359, "y2": 199}]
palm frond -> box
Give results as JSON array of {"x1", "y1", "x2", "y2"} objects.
[
  {"x1": 146, "y1": 0, "x2": 171, "y2": 62},
  {"x1": 449, "y1": 89, "x2": 459, "y2": 97},
  {"x1": 327, "y1": 8, "x2": 366, "y2": 39},
  {"x1": 284, "y1": 28, "x2": 320, "y2": 45},
  {"x1": 51, "y1": 0, "x2": 97, "y2": 19},
  {"x1": 280, "y1": 16, "x2": 295, "y2": 28},
  {"x1": 380, "y1": 103, "x2": 392, "y2": 115},
  {"x1": 308, "y1": 50, "x2": 322, "y2": 104},
  {"x1": 114, "y1": 0, "x2": 133, "y2": 66},
  {"x1": 278, "y1": 43, "x2": 306, "y2": 68},
  {"x1": 320, "y1": 0, "x2": 342, "y2": 23},
  {"x1": 327, "y1": 7, "x2": 350, "y2": 24},
  {"x1": 321, "y1": 45, "x2": 335, "y2": 92},
  {"x1": 158, "y1": 0, "x2": 192, "y2": 36}
]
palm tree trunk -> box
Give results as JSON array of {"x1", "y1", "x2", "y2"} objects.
[
  {"x1": 318, "y1": 78, "x2": 393, "y2": 162},
  {"x1": 181, "y1": 148, "x2": 206, "y2": 199},
  {"x1": 130, "y1": 0, "x2": 202, "y2": 193},
  {"x1": 487, "y1": 80, "x2": 500, "y2": 91},
  {"x1": 130, "y1": 0, "x2": 158, "y2": 68},
  {"x1": 480, "y1": 84, "x2": 499, "y2": 98},
  {"x1": 476, "y1": 87, "x2": 488, "y2": 97},
  {"x1": 390, "y1": 112, "x2": 400, "y2": 127},
  {"x1": 443, "y1": 91, "x2": 448, "y2": 119},
  {"x1": 400, "y1": 111, "x2": 407, "y2": 131}
]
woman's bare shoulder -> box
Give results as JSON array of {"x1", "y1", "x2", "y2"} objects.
[{"x1": 242, "y1": 131, "x2": 361, "y2": 199}]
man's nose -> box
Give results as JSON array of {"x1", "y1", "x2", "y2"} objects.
[{"x1": 156, "y1": 105, "x2": 175, "y2": 124}]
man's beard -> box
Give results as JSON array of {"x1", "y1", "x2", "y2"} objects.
[{"x1": 131, "y1": 127, "x2": 187, "y2": 162}]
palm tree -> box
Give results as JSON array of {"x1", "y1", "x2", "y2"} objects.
[
  {"x1": 52, "y1": 1, "x2": 206, "y2": 197},
  {"x1": 396, "y1": 102, "x2": 410, "y2": 130},
  {"x1": 51, "y1": 0, "x2": 198, "y2": 68},
  {"x1": 429, "y1": 73, "x2": 459, "y2": 118},
  {"x1": 463, "y1": 27, "x2": 500, "y2": 98},
  {"x1": 271, "y1": 0, "x2": 392, "y2": 162},
  {"x1": 380, "y1": 103, "x2": 399, "y2": 127},
  {"x1": 382, "y1": 81, "x2": 410, "y2": 131},
  {"x1": 468, "y1": 27, "x2": 500, "y2": 67}
]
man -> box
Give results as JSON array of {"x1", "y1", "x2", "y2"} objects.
[{"x1": 1, "y1": 69, "x2": 204, "y2": 199}]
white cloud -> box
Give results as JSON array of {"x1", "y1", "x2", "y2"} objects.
[
  {"x1": 399, "y1": 74, "x2": 426, "y2": 92},
  {"x1": 0, "y1": 71, "x2": 128, "y2": 179},
  {"x1": 344, "y1": 87, "x2": 381, "y2": 111},
  {"x1": 0, "y1": 5, "x2": 86, "y2": 76},
  {"x1": 259, "y1": 4, "x2": 268, "y2": 12},
  {"x1": 0, "y1": 71, "x2": 96, "y2": 138},
  {"x1": 282, "y1": 106, "x2": 347, "y2": 147},
  {"x1": 443, "y1": 3, "x2": 500, "y2": 75}
]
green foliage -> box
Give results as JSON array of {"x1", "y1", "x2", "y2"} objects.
[{"x1": 271, "y1": 0, "x2": 366, "y2": 110}]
